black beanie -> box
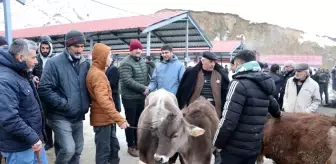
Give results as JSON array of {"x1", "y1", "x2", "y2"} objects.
[
  {"x1": 0, "y1": 36, "x2": 8, "y2": 46},
  {"x1": 65, "y1": 30, "x2": 85, "y2": 47}
]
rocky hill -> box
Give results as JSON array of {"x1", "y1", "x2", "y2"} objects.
[{"x1": 158, "y1": 9, "x2": 336, "y2": 67}]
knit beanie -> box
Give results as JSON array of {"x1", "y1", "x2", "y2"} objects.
[
  {"x1": 65, "y1": 30, "x2": 85, "y2": 47},
  {"x1": 129, "y1": 39, "x2": 143, "y2": 51},
  {"x1": 0, "y1": 36, "x2": 8, "y2": 46}
]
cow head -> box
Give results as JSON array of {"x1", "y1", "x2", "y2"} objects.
[{"x1": 153, "y1": 113, "x2": 205, "y2": 163}]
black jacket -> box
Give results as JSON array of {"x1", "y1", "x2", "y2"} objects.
[
  {"x1": 105, "y1": 65, "x2": 121, "y2": 112},
  {"x1": 176, "y1": 62, "x2": 230, "y2": 110},
  {"x1": 268, "y1": 72, "x2": 284, "y2": 101},
  {"x1": 38, "y1": 51, "x2": 91, "y2": 122},
  {"x1": 213, "y1": 71, "x2": 281, "y2": 157}
]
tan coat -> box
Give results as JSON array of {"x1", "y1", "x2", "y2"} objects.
[
  {"x1": 86, "y1": 43, "x2": 126, "y2": 126},
  {"x1": 189, "y1": 70, "x2": 222, "y2": 118}
]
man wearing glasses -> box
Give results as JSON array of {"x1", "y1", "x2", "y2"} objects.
[{"x1": 147, "y1": 44, "x2": 185, "y2": 95}]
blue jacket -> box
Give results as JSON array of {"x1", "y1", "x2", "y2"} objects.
[
  {"x1": 0, "y1": 47, "x2": 43, "y2": 152},
  {"x1": 38, "y1": 50, "x2": 91, "y2": 122},
  {"x1": 148, "y1": 55, "x2": 185, "y2": 95}
]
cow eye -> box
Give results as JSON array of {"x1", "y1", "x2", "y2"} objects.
[{"x1": 171, "y1": 134, "x2": 178, "y2": 138}]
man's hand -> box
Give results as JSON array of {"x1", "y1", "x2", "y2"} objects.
[
  {"x1": 143, "y1": 87, "x2": 149, "y2": 95},
  {"x1": 119, "y1": 121, "x2": 129, "y2": 129},
  {"x1": 33, "y1": 76, "x2": 40, "y2": 84},
  {"x1": 32, "y1": 140, "x2": 42, "y2": 152}
]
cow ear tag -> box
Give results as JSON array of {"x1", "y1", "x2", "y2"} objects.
[{"x1": 190, "y1": 127, "x2": 205, "y2": 137}]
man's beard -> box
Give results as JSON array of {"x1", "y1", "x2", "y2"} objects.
[{"x1": 41, "y1": 52, "x2": 49, "y2": 57}]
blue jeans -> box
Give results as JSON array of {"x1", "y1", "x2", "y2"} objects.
[
  {"x1": 49, "y1": 119, "x2": 84, "y2": 164},
  {"x1": 1, "y1": 147, "x2": 48, "y2": 164}
]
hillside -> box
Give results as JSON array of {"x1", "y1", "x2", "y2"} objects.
[{"x1": 158, "y1": 9, "x2": 336, "y2": 67}]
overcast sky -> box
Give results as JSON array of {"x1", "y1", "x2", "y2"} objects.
[{"x1": 87, "y1": 0, "x2": 335, "y2": 37}]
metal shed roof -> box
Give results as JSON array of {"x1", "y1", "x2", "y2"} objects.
[{"x1": 0, "y1": 11, "x2": 212, "y2": 53}]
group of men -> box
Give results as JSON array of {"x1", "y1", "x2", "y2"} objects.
[{"x1": 0, "y1": 28, "x2": 324, "y2": 164}]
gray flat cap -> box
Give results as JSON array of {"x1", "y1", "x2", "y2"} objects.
[{"x1": 295, "y1": 63, "x2": 309, "y2": 71}]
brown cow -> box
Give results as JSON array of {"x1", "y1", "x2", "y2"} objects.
[
  {"x1": 257, "y1": 112, "x2": 336, "y2": 164},
  {"x1": 137, "y1": 89, "x2": 218, "y2": 164}
]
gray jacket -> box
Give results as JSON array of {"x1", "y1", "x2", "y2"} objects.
[{"x1": 38, "y1": 50, "x2": 91, "y2": 122}]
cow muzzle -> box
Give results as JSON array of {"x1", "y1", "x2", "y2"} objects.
[{"x1": 154, "y1": 154, "x2": 169, "y2": 164}]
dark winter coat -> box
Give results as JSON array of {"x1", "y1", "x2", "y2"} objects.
[
  {"x1": 268, "y1": 72, "x2": 284, "y2": 101},
  {"x1": 38, "y1": 50, "x2": 91, "y2": 122},
  {"x1": 119, "y1": 55, "x2": 148, "y2": 100},
  {"x1": 0, "y1": 47, "x2": 45, "y2": 152},
  {"x1": 176, "y1": 62, "x2": 230, "y2": 110},
  {"x1": 106, "y1": 65, "x2": 121, "y2": 112},
  {"x1": 213, "y1": 70, "x2": 281, "y2": 158}
]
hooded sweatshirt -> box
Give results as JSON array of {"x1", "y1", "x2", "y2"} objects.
[
  {"x1": 86, "y1": 43, "x2": 126, "y2": 127},
  {"x1": 213, "y1": 61, "x2": 281, "y2": 158}
]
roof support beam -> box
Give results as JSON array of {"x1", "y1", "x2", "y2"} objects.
[
  {"x1": 142, "y1": 13, "x2": 188, "y2": 34},
  {"x1": 187, "y1": 14, "x2": 212, "y2": 48},
  {"x1": 110, "y1": 32, "x2": 129, "y2": 45},
  {"x1": 151, "y1": 31, "x2": 166, "y2": 44}
]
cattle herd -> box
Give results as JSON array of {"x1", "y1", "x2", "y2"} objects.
[{"x1": 137, "y1": 89, "x2": 336, "y2": 164}]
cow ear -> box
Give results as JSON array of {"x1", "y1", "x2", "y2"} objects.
[{"x1": 188, "y1": 125, "x2": 205, "y2": 137}]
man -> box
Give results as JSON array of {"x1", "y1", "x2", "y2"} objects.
[
  {"x1": 32, "y1": 35, "x2": 55, "y2": 151},
  {"x1": 331, "y1": 66, "x2": 336, "y2": 90},
  {"x1": 38, "y1": 30, "x2": 91, "y2": 164},
  {"x1": 223, "y1": 65, "x2": 229, "y2": 73},
  {"x1": 283, "y1": 63, "x2": 320, "y2": 113},
  {"x1": 213, "y1": 50, "x2": 282, "y2": 164},
  {"x1": 176, "y1": 51, "x2": 230, "y2": 164},
  {"x1": 317, "y1": 68, "x2": 330, "y2": 105},
  {"x1": 148, "y1": 44, "x2": 185, "y2": 94},
  {"x1": 0, "y1": 39, "x2": 48, "y2": 163},
  {"x1": 0, "y1": 36, "x2": 7, "y2": 164},
  {"x1": 268, "y1": 64, "x2": 284, "y2": 102},
  {"x1": 119, "y1": 39, "x2": 148, "y2": 157},
  {"x1": 0, "y1": 36, "x2": 7, "y2": 47},
  {"x1": 278, "y1": 60, "x2": 296, "y2": 109},
  {"x1": 106, "y1": 55, "x2": 122, "y2": 112},
  {"x1": 86, "y1": 43, "x2": 129, "y2": 164}
]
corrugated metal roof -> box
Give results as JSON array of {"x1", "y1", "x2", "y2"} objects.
[{"x1": 0, "y1": 11, "x2": 185, "y2": 38}]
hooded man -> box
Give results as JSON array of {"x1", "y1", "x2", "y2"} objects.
[
  {"x1": 213, "y1": 50, "x2": 281, "y2": 164},
  {"x1": 38, "y1": 30, "x2": 91, "y2": 164},
  {"x1": 33, "y1": 36, "x2": 54, "y2": 78},
  {"x1": 86, "y1": 43, "x2": 128, "y2": 164},
  {"x1": 31, "y1": 35, "x2": 55, "y2": 151},
  {"x1": 283, "y1": 63, "x2": 320, "y2": 113}
]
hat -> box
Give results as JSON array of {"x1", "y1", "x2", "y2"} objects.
[
  {"x1": 129, "y1": 40, "x2": 143, "y2": 51},
  {"x1": 0, "y1": 36, "x2": 8, "y2": 46},
  {"x1": 202, "y1": 51, "x2": 217, "y2": 60},
  {"x1": 65, "y1": 30, "x2": 85, "y2": 47},
  {"x1": 295, "y1": 63, "x2": 309, "y2": 71}
]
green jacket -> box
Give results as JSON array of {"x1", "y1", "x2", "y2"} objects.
[{"x1": 119, "y1": 55, "x2": 148, "y2": 99}]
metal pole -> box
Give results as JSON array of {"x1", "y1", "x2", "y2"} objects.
[
  {"x1": 89, "y1": 38, "x2": 94, "y2": 53},
  {"x1": 185, "y1": 19, "x2": 189, "y2": 66},
  {"x1": 146, "y1": 32, "x2": 151, "y2": 57},
  {"x1": 3, "y1": 0, "x2": 13, "y2": 45}
]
